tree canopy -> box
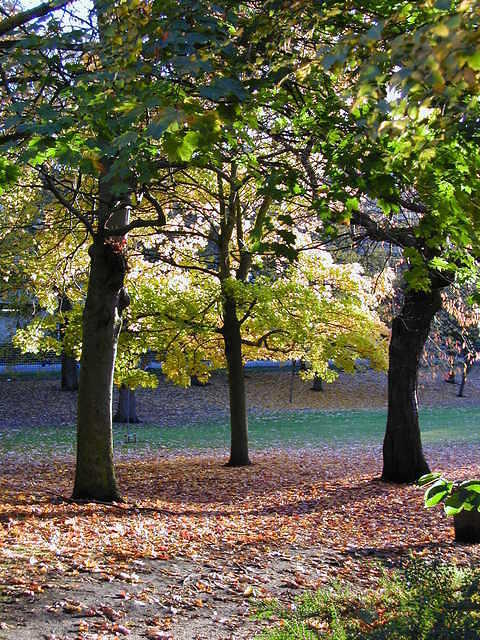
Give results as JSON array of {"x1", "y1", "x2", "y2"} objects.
[{"x1": 1, "y1": 0, "x2": 480, "y2": 495}]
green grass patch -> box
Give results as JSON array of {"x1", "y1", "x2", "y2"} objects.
[
  {"x1": 1, "y1": 406, "x2": 480, "y2": 456},
  {"x1": 254, "y1": 558, "x2": 480, "y2": 639}
]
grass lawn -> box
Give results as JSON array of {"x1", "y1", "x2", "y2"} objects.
[{"x1": 1, "y1": 406, "x2": 480, "y2": 457}]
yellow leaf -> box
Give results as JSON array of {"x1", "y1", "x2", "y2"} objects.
[{"x1": 432, "y1": 24, "x2": 449, "y2": 38}]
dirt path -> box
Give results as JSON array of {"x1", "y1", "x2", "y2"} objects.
[{"x1": 0, "y1": 545, "x2": 353, "y2": 640}]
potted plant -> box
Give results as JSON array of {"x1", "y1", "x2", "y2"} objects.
[{"x1": 418, "y1": 473, "x2": 480, "y2": 543}]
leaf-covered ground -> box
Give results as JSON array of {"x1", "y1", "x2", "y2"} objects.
[
  {"x1": 1, "y1": 364, "x2": 478, "y2": 429},
  {"x1": 1, "y1": 444, "x2": 480, "y2": 639}
]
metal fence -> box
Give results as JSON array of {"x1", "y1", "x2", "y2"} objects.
[{"x1": 0, "y1": 342, "x2": 61, "y2": 368}]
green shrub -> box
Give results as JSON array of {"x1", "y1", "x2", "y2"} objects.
[
  {"x1": 254, "y1": 558, "x2": 480, "y2": 639},
  {"x1": 418, "y1": 472, "x2": 480, "y2": 516}
]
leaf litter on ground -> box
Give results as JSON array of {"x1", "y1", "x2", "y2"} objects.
[{"x1": 1, "y1": 444, "x2": 480, "y2": 639}]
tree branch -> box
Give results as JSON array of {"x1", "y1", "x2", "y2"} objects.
[
  {"x1": 238, "y1": 298, "x2": 257, "y2": 326},
  {"x1": 241, "y1": 329, "x2": 286, "y2": 348},
  {"x1": 398, "y1": 197, "x2": 428, "y2": 214},
  {"x1": 350, "y1": 209, "x2": 418, "y2": 248},
  {"x1": 102, "y1": 217, "x2": 166, "y2": 237},
  {"x1": 141, "y1": 189, "x2": 167, "y2": 226},
  {"x1": 41, "y1": 171, "x2": 95, "y2": 235},
  {"x1": 0, "y1": 0, "x2": 72, "y2": 37}
]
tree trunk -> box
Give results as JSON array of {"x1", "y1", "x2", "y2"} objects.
[
  {"x1": 191, "y1": 374, "x2": 208, "y2": 387},
  {"x1": 454, "y1": 510, "x2": 480, "y2": 543},
  {"x1": 223, "y1": 296, "x2": 250, "y2": 466},
  {"x1": 72, "y1": 239, "x2": 128, "y2": 501},
  {"x1": 59, "y1": 295, "x2": 78, "y2": 391},
  {"x1": 458, "y1": 367, "x2": 467, "y2": 397},
  {"x1": 289, "y1": 359, "x2": 296, "y2": 403},
  {"x1": 382, "y1": 287, "x2": 442, "y2": 483},
  {"x1": 311, "y1": 373, "x2": 323, "y2": 392},
  {"x1": 457, "y1": 358, "x2": 471, "y2": 398},
  {"x1": 61, "y1": 352, "x2": 78, "y2": 391},
  {"x1": 114, "y1": 384, "x2": 140, "y2": 423}
]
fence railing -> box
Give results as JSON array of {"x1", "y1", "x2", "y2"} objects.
[{"x1": 0, "y1": 343, "x2": 61, "y2": 367}]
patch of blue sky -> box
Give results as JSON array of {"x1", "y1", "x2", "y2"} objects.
[{"x1": 20, "y1": 0, "x2": 92, "y2": 24}]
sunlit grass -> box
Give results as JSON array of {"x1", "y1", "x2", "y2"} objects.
[{"x1": 1, "y1": 406, "x2": 480, "y2": 457}]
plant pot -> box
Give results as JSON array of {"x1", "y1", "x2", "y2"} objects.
[{"x1": 454, "y1": 510, "x2": 480, "y2": 543}]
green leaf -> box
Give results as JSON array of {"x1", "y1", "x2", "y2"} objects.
[
  {"x1": 424, "y1": 479, "x2": 449, "y2": 507},
  {"x1": 146, "y1": 107, "x2": 182, "y2": 139},
  {"x1": 278, "y1": 229, "x2": 296, "y2": 245},
  {"x1": 429, "y1": 256, "x2": 451, "y2": 271},
  {"x1": 0, "y1": 157, "x2": 20, "y2": 194},
  {"x1": 164, "y1": 130, "x2": 201, "y2": 162},
  {"x1": 199, "y1": 77, "x2": 248, "y2": 102},
  {"x1": 444, "y1": 491, "x2": 467, "y2": 516},
  {"x1": 346, "y1": 197, "x2": 359, "y2": 213},
  {"x1": 364, "y1": 22, "x2": 384, "y2": 42},
  {"x1": 112, "y1": 130, "x2": 138, "y2": 150},
  {"x1": 418, "y1": 472, "x2": 442, "y2": 487},
  {"x1": 177, "y1": 131, "x2": 201, "y2": 162},
  {"x1": 459, "y1": 480, "x2": 480, "y2": 494},
  {"x1": 467, "y1": 51, "x2": 480, "y2": 72},
  {"x1": 278, "y1": 214, "x2": 294, "y2": 226}
]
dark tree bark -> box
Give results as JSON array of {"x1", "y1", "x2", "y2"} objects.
[
  {"x1": 72, "y1": 239, "x2": 128, "y2": 501},
  {"x1": 61, "y1": 352, "x2": 78, "y2": 391},
  {"x1": 457, "y1": 360, "x2": 471, "y2": 398},
  {"x1": 191, "y1": 374, "x2": 209, "y2": 387},
  {"x1": 311, "y1": 373, "x2": 323, "y2": 392},
  {"x1": 458, "y1": 369, "x2": 466, "y2": 397},
  {"x1": 223, "y1": 296, "x2": 250, "y2": 467},
  {"x1": 59, "y1": 295, "x2": 78, "y2": 391},
  {"x1": 382, "y1": 286, "x2": 443, "y2": 483},
  {"x1": 454, "y1": 510, "x2": 480, "y2": 543},
  {"x1": 289, "y1": 359, "x2": 297, "y2": 403},
  {"x1": 114, "y1": 384, "x2": 140, "y2": 423}
]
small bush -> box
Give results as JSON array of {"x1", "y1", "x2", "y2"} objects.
[{"x1": 254, "y1": 558, "x2": 480, "y2": 639}]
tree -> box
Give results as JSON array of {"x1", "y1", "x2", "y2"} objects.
[
  {"x1": 0, "y1": 181, "x2": 88, "y2": 392},
  {"x1": 335, "y1": 145, "x2": 480, "y2": 482},
  {"x1": 128, "y1": 246, "x2": 388, "y2": 466},
  {"x1": 259, "y1": 0, "x2": 480, "y2": 481},
  {"x1": 137, "y1": 145, "x2": 321, "y2": 467},
  {"x1": 429, "y1": 286, "x2": 480, "y2": 398},
  {"x1": 113, "y1": 385, "x2": 140, "y2": 424},
  {"x1": 1, "y1": 0, "x2": 253, "y2": 498},
  {"x1": 331, "y1": 1, "x2": 480, "y2": 481},
  {"x1": 59, "y1": 296, "x2": 78, "y2": 391},
  {"x1": 2, "y1": 0, "x2": 148, "y2": 500}
]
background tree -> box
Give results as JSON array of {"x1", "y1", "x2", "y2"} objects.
[
  {"x1": 129, "y1": 250, "x2": 389, "y2": 465},
  {"x1": 1, "y1": 0, "x2": 255, "y2": 499},
  {"x1": 429, "y1": 286, "x2": 480, "y2": 398}
]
